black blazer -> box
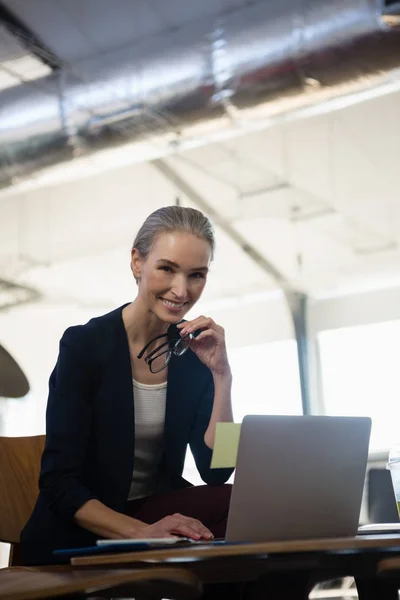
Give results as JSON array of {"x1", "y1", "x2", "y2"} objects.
[{"x1": 21, "y1": 305, "x2": 232, "y2": 565}]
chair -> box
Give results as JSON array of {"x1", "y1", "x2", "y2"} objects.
[
  {"x1": 0, "y1": 435, "x2": 45, "y2": 566},
  {"x1": 0, "y1": 565, "x2": 202, "y2": 599},
  {"x1": 367, "y1": 468, "x2": 399, "y2": 524},
  {"x1": 0, "y1": 435, "x2": 201, "y2": 599}
]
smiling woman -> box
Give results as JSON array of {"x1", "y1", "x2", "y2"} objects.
[
  {"x1": 20, "y1": 206, "x2": 237, "y2": 597},
  {"x1": 130, "y1": 231, "x2": 210, "y2": 323}
]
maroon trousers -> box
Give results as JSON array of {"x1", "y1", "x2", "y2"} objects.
[{"x1": 125, "y1": 483, "x2": 232, "y2": 539}]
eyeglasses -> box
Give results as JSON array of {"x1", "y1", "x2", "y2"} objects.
[{"x1": 137, "y1": 331, "x2": 193, "y2": 374}]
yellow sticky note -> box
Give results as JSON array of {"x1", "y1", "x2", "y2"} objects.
[{"x1": 211, "y1": 422, "x2": 241, "y2": 469}]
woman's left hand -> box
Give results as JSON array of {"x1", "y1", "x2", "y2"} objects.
[{"x1": 177, "y1": 316, "x2": 230, "y2": 378}]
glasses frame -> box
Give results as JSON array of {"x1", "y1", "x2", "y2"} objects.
[{"x1": 137, "y1": 331, "x2": 193, "y2": 374}]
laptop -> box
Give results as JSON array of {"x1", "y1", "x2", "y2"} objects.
[
  {"x1": 55, "y1": 414, "x2": 371, "y2": 558},
  {"x1": 225, "y1": 414, "x2": 371, "y2": 543}
]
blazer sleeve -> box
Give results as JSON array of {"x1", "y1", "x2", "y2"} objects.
[
  {"x1": 39, "y1": 325, "x2": 99, "y2": 522},
  {"x1": 189, "y1": 374, "x2": 234, "y2": 485}
]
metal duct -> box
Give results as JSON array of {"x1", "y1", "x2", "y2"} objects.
[{"x1": 0, "y1": 0, "x2": 399, "y2": 188}]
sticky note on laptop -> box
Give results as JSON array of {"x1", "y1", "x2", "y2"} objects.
[{"x1": 211, "y1": 422, "x2": 241, "y2": 469}]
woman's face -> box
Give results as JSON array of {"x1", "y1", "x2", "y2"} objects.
[{"x1": 131, "y1": 232, "x2": 211, "y2": 323}]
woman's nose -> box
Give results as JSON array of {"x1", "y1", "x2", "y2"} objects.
[{"x1": 171, "y1": 275, "x2": 187, "y2": 299}]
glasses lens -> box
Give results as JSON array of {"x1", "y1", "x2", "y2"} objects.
[
  {"x1": 149, "y1": 350, "x2": 171, "y2": 374},
  {"x1": 173, "y1": 333, "x2": 192, "y2": 356}
]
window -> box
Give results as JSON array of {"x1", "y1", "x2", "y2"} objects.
[
  {"x1": 183, "y1": 339, "x2": 302, "y2": 484},
  {"x1": 318, "y1": 320, "x2": 400, "y2": 452},
  {"x1": 229, "y1": 340, "x2": 303, "y2": 421}
]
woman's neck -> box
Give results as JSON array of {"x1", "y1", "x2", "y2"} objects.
[{"x1": 122, "y1": 299, "x2": 169, "y2": 347}]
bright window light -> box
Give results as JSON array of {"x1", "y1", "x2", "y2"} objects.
[
  {"x1": 319, "y1": 320, "x2": 400, "y2": 453},
  {"x1": 229, "y1": 340, "x2": 303, "y2": 421},
  {"x1": 183, "y1": 339, "x2": 302, "y2": 484}
]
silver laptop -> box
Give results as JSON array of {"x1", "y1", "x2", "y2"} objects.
[{"x1": 225, "y1": 415, "x2": 371, "y2": 542}]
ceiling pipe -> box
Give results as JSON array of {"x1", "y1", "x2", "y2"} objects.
[{"x1": 0, "y1": 0, "x2": 399, "y2": 188}]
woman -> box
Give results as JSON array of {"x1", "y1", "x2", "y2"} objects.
[{"x1": 21, "y1": 206, "x2": 234, "y2": 567}]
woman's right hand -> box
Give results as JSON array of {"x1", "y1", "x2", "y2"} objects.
[{"x1": 137, "y1": 513, "x2": 214, "y2": 541}]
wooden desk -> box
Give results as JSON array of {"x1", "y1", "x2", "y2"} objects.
[
  {"x1": 0, "y1": 566, "x2": 201, "y2": 600},
  {"x1": 71, "y1": 535, "x2": 400, "y2": 600}
]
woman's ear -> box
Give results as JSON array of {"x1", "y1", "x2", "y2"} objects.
[{"x1": 131, "y1": 248, "x2": 142, "y2": 282}]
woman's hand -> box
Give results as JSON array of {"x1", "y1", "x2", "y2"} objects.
[
  {"x1": 177, "y1": 317, "x2": 230, "y2": 377},
  {"x1": 75, "y1": 500, "x2": 213, "y2": 541},
  {"x1": 136, "y1": 513, "x2": 214, "y2": 541}
]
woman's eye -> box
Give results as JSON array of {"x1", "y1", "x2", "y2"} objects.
[
  {"x1": 160, "y1": 266, "x2": 173, "y2": 273},
  {"x1": 191, "y1": 272, "x2": 205, "y2": 279}
]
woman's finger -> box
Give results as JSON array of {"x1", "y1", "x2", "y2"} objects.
[
  {"x1": 169, "y1": 524, "x2": 204, "y2": 540},
  {"x1": 169, "y1": 515, "x2": 213, "y2": 539},
  {"x1": 187, "y1": 324, "x2": 224, "y2": 339},
  {"x1": 181, "y1": 516, "x2": 213, "y2": 537},
  {"x1": 191, "y1": 329, "x2": 218, "y2": 343},
  {"x1": 180, "y1": 316, "x2": 217, "y2": 335}
]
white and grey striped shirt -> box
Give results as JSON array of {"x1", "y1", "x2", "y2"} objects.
[{"x1": 128, "y1": 378, "x2": 167, "y2": 501}]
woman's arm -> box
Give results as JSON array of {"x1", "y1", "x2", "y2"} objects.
[
  {"x1": 40, "y1": 325, "x2": 152, "y2": 540},
  {"x1": 189, "y1": 376, "x2": 234, "y2": 485},
  {"x1": 177, "y1": 316, "x2": 234, "y2": 449},
  {"x1": 178, "y1": 316, "x2": 234, "y2": 484},
  {"x1": 75, "y1": 499, "x2": 214, "y2": 540},
  {"x1": 39, "y1": 326, "x2": 100, "y2": 521},
  {"x1": 204, "y1": 371, "x2": 233, "y2": 449},
  {"x1": 74, "y1": 499, "x2": 145, "y2": 538}
]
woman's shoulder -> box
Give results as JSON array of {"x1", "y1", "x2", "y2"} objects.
[{"x1": 60, "y1": 304, "x2": 127, "y2": 355}]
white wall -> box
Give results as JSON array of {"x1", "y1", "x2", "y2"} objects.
[{"x1": 0, "y1": 302, "x2": 112, "y2": 436}]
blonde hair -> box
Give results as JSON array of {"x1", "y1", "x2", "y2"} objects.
[{"x1": 133, "y1": 206, "x2": 215, "y2": 259}]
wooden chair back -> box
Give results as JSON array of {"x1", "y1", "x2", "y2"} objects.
[{"x1": 0, "y1": 435, "x2": 45, "y2": 565}]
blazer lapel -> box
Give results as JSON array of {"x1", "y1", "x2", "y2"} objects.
[
  {"x1": 164, "y1": 352, "x2": 181, "y2": 453},
  {"x1": 90, "y1": 305, "x2": 134, "y2": 507},
  {"x1": 114, "y1": 310, "x2": 135, "y2": 452},
  {"x1": 109, "y1": 308, "x2": 135, "y2": 489},
  {"x1": 164, "y1": 351, "x2": 196, "y2": 477}
]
